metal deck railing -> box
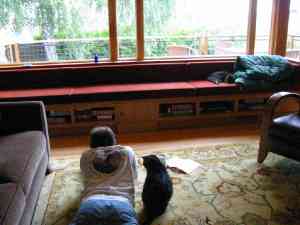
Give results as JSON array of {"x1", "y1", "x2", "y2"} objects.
[{"x1": 1, "y1": 35, "x2": 300, "y2": 63}]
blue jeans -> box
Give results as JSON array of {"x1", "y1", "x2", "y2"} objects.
[{"x1": 69, "y1": 196, "x2": 139, "y2": 225}]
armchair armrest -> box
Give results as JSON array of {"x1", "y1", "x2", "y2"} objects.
[
  {"x1": 258, "y1": 92, "x2": 300, "y2": 163},
  {"x1": 262, "y1": 92, "x2": 300, "y2": 129},
  {"x1": 0, "y1": 101, "x2": 51, "y2": 160}
]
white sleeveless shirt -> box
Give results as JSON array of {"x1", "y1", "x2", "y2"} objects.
[{"x1": 80, "y1": 145, "x2": 138, "y2": 205}]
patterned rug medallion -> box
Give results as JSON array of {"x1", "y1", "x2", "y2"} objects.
[{"x1": 34, "y1": 143, "x2": 300, "y2": 225}]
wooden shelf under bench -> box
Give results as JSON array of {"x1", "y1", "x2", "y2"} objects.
[{"x1": 45, "y1": 91, "x2": 299, "y2": 136}]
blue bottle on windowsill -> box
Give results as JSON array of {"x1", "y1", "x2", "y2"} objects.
[{"x1": 94, "y1": 54, "x2": 99, "y2": 63}]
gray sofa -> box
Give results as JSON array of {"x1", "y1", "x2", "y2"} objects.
[{"x1": 0, "y1": 101, "x2": 51, "y2": 225}]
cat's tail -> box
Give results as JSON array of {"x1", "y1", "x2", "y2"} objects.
[
  {"x1": 140, "y1": 211, "x2": 155, "y2": 225},
  {"x1": 141, "y1": 218, "x2": 154, "y2": 225}
]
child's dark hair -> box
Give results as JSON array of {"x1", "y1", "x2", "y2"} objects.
[{"x1": 90, "y1": 126, "x2": 117, "y2": 148}]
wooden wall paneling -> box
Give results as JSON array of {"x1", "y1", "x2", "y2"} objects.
[
  {"x1": 118, "y1": 100, "x2": 158, "y2": 132},
  {"x1": 118, "y1": 100, "x2": 158, "y2": 122},
  {"x1": 269, "y1": 0, "x2": 291, "y2": 56},
  {"x1": 247, "y1": 0, "x2": 257, "y2": 55},
  {"x1": 108, "y1": 0, "x2": 118, "y2": 61},
  {"x1": 234, "y1": 99, "x2": 239, "y2": 113},
  {"x1": 136, "y1": 0, "x2": 144, "y2": 60}
]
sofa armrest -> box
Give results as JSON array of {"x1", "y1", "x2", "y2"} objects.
[{"x1": 0, "y1": 101, "x2": 51, "y2": 160}]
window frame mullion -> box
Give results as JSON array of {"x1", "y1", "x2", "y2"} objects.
[
  {"x1": 269, "y1": 0, "x2": 290, "y2": 56},
  {"x1": 247, "y1": 0, "x2": 257, "y2": 55},
  {"x1": 108, "y1": 0, "x2": 118, "y2": 61},
  {"x1": 136, "y1": 0, "x2": 144, "y2": 60}
]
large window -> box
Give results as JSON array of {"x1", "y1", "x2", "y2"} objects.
[
  {"x1": 0, "y1": 0, "x2": 109, "y2": 64},
  {"x1": 255, "y1": 0, "x2": 272, "y2": 54},
  {"x1": 144, "y1": 0, "x2": 249, "y2": 58},
  {"x1": 287, "y1": 0, "x2": 300, "y2": 60},
  {"x1": 0, "y1": 0, "x2": 298, "y2": 64},
  {"x1": 117, "y1": 0, "x2": 136, "y2": 58}
]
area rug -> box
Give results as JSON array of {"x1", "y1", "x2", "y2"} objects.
[{"x1": 35, "y1": 143, "x2": 300, "y2": 225}]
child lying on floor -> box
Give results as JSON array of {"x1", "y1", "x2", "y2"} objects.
[{"x1": 69, "y1": 126, "x2": 139, "y2": 225}]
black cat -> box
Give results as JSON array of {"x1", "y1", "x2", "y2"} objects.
[{"x1": 142, "y1": 154, "x2": 173, "y2": 225}]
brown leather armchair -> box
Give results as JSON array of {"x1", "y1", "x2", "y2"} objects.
[{"x1": 258, "y1": 92, "x2": 300, "y2": 163}]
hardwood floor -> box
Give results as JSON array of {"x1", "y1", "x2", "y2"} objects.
[{"x1": 51, "y1": 123, "x2": 260, "y2": 159}]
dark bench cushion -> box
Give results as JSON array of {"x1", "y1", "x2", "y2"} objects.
[
  {"x1": 70, "y1": 82, "x2": 197, "y2": 101},
  {"x1": 0, "y1": 60, "x2": 236, "y2": 89},
  {"x1": 188, "y1": 81, "x2": 239, "y2": 95},
  {"x1": 0, "y1": 87, "x2": 72, "y2": 99},
  {"x1": 0, "y1": 81, "x2": 239, "y2": 103},
  {"x1": 72, "y1": 82, "x2": 194, "y2": 94}
]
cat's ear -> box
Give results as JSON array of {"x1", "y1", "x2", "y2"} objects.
[
  {"x1": 147, "y1": 154, "x2": 158, "y2": 161},
  {"x1": 142, "y1": 155, "x2": 148, "y2": 166}
]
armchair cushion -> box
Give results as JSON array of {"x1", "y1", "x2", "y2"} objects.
[
  {"x1": 0, "y1": 101, "x2": 50, "y2": 225},
  {"x1": 0, "y1": 131, "x2": 47, "y2": 194},
  {"x1": 0, "y1": 183, "x2": 26, "y2": 225},
  {"x1": 269, "y1": 113, "x2": 300, "y2": 145}
]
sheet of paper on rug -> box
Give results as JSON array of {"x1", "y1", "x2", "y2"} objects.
[
  {"x1": 50, "y1": 159, "x2": 71, "y2": 171},
  {"x1": 166, "y1": 157, "x2": 202, "y2": 174}
]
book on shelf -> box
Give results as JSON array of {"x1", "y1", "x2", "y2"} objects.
[
  {"x1": 96, "y1": 114, "x2": 114, "y2": 120},
  {"x1": 92, "y1": 108, "x2": 115, "y2": 121},
  {"x1": 47, "y1": 117, "x2": 68, "y2": 124},
  {"x1": 239, "y1": 99, "x2": 266, "y2": 110},
  {"x1": 171, "y1": 103, "x2": 194, "y2": 112},
  {"x1": 160, "y1": 103, "x2": 195, "y2": 117},
  {"x1": 75, "y1": 109, "x2": 92, "y2": 121},
  {"x1": 47, "y1": 110, "x2": 71, "y2": 117},
  {"x1": 200, "y1": 101, "x2": 233, "y2": 113},
  {"x1": 243, "y1": 99, "x2": 266, "y2": 104},
  {"x1": 91, "y1": 108, "x2": 114, "y2": 115},
  {"x1": 75, "y1": 108, "x2": 115, "y2": 122},
  {"x1": 241, "y1": 104, "x2": 265, "y2": 110},
  {"x1": 47, "y1": 110, "x2": 72, "y2": 124},
  {"x1": 165, "y1": 111, "x2": 195, "y2": 116}
]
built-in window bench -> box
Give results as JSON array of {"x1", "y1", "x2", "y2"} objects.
[
  {"x1": 0, "y1": 81, "x2": 238, "y2": 103},
  {"x1": 0, "y1": 59, "x2": 298, "y2": 135}
]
